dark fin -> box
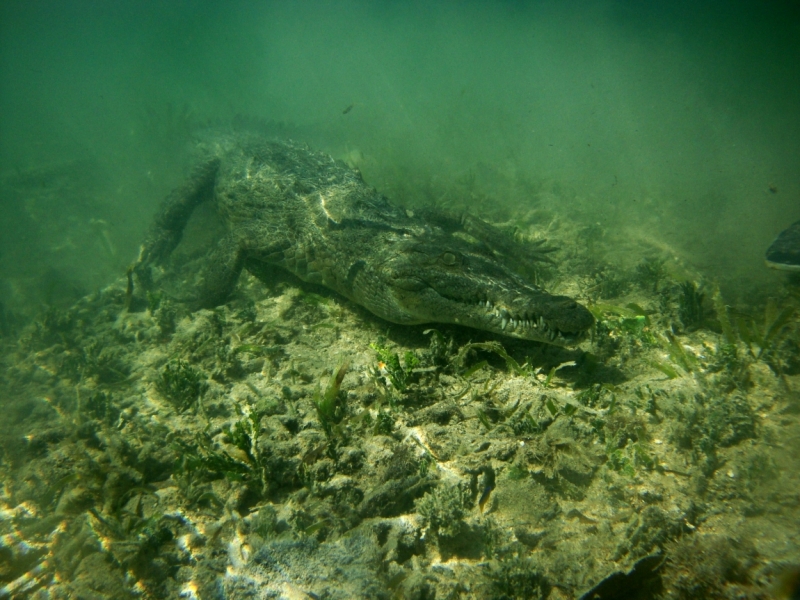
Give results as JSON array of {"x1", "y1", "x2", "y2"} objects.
[{"x1": 766, "y1": 219, "x2": 800, "y2": 272}]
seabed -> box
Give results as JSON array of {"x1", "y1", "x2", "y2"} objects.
[{"x1": 1, "y1": 208, "x2": 799, "y2": 599}]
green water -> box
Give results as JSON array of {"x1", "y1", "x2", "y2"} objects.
[
  {"x1": 1, "y1": 2, "x2": 799, "y2": 598},
  {"x1": 1, "y1": 0, "x2": 798, "y2": 314}
]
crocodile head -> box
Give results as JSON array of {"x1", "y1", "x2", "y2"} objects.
[{"x1": 351, "y1": 236, "x2": 594, "y2": 346}]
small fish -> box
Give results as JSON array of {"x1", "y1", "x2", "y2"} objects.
[{"x1": 342, "y1": 103, "x2": 354, "y2": 115}]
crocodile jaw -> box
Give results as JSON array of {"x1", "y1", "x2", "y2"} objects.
[
  {"x1": 389, "y1": 286, "x2": 594, "y2": 346},
  {"x1": 351, "y1": 239, "x2": 595, "y2": 346},
  {"x1": 454, "y1": 296, "x2": 592, "y2": 345}
]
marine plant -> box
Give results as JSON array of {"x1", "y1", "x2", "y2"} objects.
[
  {"x1": 595, "y1": 269, "x2": 631, "y2": 299},
  {"x1": 80, "y1": 340, "x2": 131, "y2": 384},
  {"x1": 152, "y1": 297, "x2": 178, "y2": 337},
  {"x1": 665, "y1": 331, "x2": 698, "y2": 373},
  {"x1": 603, "y1": 411, "x2": 647, "y2": 450},
  {"x1": 223, "y1": 404, "x2": 271, "y2": 496},
  {"x1": 634, "y1": 256, "x2": 668, "y2": 293},
  {"x1": 173, "y1": 433, "x2": 245, "y2": 483},
  {"x1": 87, "y1": 505, "x2": 187, "y2": 597},
  {"x1": 173, "y1": 412, "x2": 270, "y2": 499},
  {"x1": 487, "y1": 556, "x2": 550, "y2": 600},
  {"x1": 661, "y1": 534, "x2": 759, "y2": 600},
  {"x1": 250, "y1": 504, "x2": 279, "y2": 539},
  {"x1": 667, "y1": 390, "x2": 756, "y2": 478},
  {"x1": 373, "y1": 409, "x2": 394, "y2": 436},
  {"x1": 415, "y1": 483, "x2": 469, "y2": 541},
  {"x1": 506, "y1": 463, "x2": 529, "y2": 480},
  {"x1": 455, "y1": 340, "x2": 532, "y2": 377},
  {"x1": 313, "y1": 361, "x2": 350, "y2": 437},
  {"x1": 606, "y1": 442, "x2": 655, "y2": 478},
  {"x1": 83, "y1": 391, "x2": 120, "y2": 425},
  {"x1": 705, "y1": 290, "x2": 798, "y2": 381},
  {"x1": 30, "y1": 305, "x2": 75, "y2": 347},
  {"x1": 678, "y1": 280, "x2": 706, "y2": 331},
  {"x1": 174, "y1": 469, "x2": 223, "y2": 513},
  {"x1": 737, "y1": 300, "x2": 796, "y2": 363},
  {"x1": 155, "y1": 360, "x2": 208, "y2": 413},
  {"x1": 707, "y1": 340, "x2": 751, "y2": 392},
  {"x1": 509, "y1": 408, "x2": 540, "y2": 436},
  {"x1": 588, "y1": 302, "x2": 657, "y2": 356},
  {"x1": 371, "y1": 343, "x2": 419, "y2": 392},
  {"x1": 421, "y1": 328, "x2": 457, "y2": 369}
]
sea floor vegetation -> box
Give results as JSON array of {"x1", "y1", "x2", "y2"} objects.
[{"x1": 1, "y1": 203, "x2": 799, "y2": 599}]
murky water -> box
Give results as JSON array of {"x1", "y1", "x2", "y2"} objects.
[{"x1": 1, "y1": 2, "x2": 798, "y2": 598}]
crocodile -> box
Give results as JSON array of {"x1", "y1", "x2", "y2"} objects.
[{"x1": 133, "y1": 133, "x2": 593, "y2": 345}]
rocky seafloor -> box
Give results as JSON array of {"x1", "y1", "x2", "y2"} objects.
[{"x1": 1, "y1": 214, "x2": 799, "y2": 600}]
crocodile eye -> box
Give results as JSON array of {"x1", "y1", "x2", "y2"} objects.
[{"x1": 440, "y1": 251, "x2": 458, "y2": 266}]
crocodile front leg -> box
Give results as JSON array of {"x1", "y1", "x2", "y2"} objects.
[
  {"x1": 134, "y1": 158, "x2": 221, "y2": 289},
  {"x1": 195, "y1": 227, "x2": 298, "y2": 308},
  {"x1": 194, "y1": 232, "x2": 247, "y2": 308}
]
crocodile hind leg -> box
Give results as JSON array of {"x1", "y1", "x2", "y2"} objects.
[
  {"x1": 133, "y1": 157, "x2": 221, "y2": 289},
  {"x1": 193, "y1": 232, "x2": 248, "y2": 308}
]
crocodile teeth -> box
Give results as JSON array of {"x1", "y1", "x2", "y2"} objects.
[{"x1": 501, "y1": 318, "x2": 508, "y2": 330}]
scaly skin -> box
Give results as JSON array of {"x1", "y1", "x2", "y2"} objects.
[{"x1": 134, "y1": 133, "x2": 593, "y2": 345}]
